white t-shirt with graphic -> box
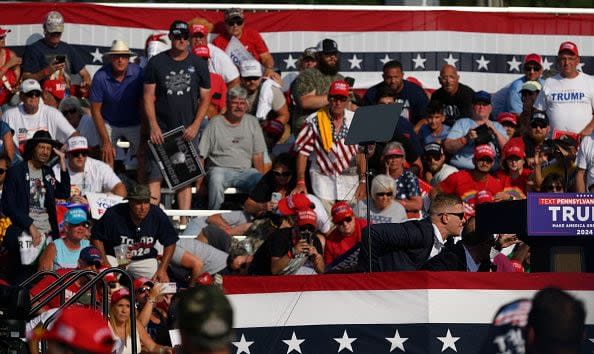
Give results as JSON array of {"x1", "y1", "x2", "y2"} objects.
[
  {"x1": 2, "y1": 102, "x2": 76, "y2": 149},
  {"x1": 28, "y1": 165, "x2": 51, "y2": 234},
  {"x1": 53, "y1": 157, "x2": 122, "y2": 197},
  {"x1": 534, "y1": 72, "x2": 594, "y2": 134}
]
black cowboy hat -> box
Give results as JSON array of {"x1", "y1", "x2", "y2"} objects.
[{"x1": 23, "y1": 130, "x2": 61, "y2": 161}]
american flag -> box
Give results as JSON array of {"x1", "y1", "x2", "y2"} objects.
[
  {"x1": 223, "y1": 272, "x2": 594, "y2": 354},
  {"x1": 2, "y1": 3, "x2": 594, "y2": 93}
]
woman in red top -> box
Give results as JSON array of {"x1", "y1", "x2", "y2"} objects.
[
  {"x1": 495, "y1": 142, "x2": 531, "y2": 196},
  {"x1": 0, "y1": 27, "x2": 22, "y2": 106}
]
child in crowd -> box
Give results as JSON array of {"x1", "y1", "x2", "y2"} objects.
[{"x1": 418, "y1": 101, "x2": 450, "y2": 145}]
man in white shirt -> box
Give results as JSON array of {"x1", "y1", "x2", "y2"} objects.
[
  {"x1": 2, "y1": 79, "x2": 76, "y2": 153},
  {"x1": 54, "y1": 136, "x2": 126, "y2": 201},
  {"x1": 188, "y1": 18, "x2": 240, "y2": 87},
  {"x1": 534, "y1": 41, "x2": 594, "y2": 136}
]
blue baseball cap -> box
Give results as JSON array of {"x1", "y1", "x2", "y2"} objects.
[
  {"x1": 472, "y1": 90, "x2": 491, "y2": 104},
  {"x1": 64, "y1": 208, "x2": 88, "y2": 225},
  {"x1": 79, "y1": 246, "x2": 102, "y2": 267}
]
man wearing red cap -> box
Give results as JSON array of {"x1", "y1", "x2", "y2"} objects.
[
  {"x1": 433, "y1": 144, "x2": 517, "y2": 207},
  {"x1": 324, "y1": 201, "x2": 367, "y2": 265},
  {"x1": 534, "y1": 41, "x2": 594, "y2": 136},
  {"x1": 294, "y1": 80, "x2": 365, "y2": 213},
  {"x1": 33, "y1": 306, "x2": 115, "y2": 354},
  {"x1": 187, "y1": 17, "x2": 240, "y2": 87}
]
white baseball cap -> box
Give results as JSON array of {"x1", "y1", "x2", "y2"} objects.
[
  {"x1": 21, "y1": 79, "x2": 42, "y2": 94},
  {"x1": 67, "y1": 136, "x2": 88, "y2": 153},
  {"x1": 240, "y1": 60, "x2": 262, "y2": 78}
]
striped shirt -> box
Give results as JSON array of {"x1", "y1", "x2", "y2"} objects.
[{"x1": 294, "y1": 111, "x2": 358, "y2": 176}]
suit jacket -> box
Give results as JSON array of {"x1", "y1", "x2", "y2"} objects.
[
  {"x1": 421, "y1": 241, "x2": 493, "y2": 272},
  {"x1": 358, "y1": 218, "x2": 436, "y2": 272},
  {"x1": 1, "y1": 160, "x2": 70, "y2": 239}
]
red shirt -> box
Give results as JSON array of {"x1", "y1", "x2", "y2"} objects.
[
  {"x1": 438, "y1": 170, "x2": 509, "y2": 204},
  {"x1": 495, "y1": 168, "x2": 531, "y2": 195},
  {"x1": 209, "y1": 72, "x2": 227, "y2": 114},
  {"x1": 324, "y1": 218, "x2": 367, "y2": 265},
  {"x1": 213, "y1": 28, "x2": 269, "y2": 62}
]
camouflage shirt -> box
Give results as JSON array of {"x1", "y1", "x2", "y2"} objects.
[{"x1": 291, "y1": 68, "x2": 343, "y2": 132}]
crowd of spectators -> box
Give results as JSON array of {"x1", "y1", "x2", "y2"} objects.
[{"x1": 0, "y1": 8, "x2": 592, "y2": 352}]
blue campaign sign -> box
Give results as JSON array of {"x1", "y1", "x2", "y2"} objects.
[{"x1": 527, "y1": 193, "x2": 594, "y2": 236}]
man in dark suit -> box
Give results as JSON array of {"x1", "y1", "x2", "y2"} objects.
[
  {"x1": 421, "y1": 216, "x2": 493, "y2": 271},
  {"x1": 358, "y1": 193, "x2": 464, "y2": 272}
]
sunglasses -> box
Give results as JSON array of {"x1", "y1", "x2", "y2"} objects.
[
  {"x1": 62, "y1": 108, "x2": 77, "y2": 115},
  {"x1": 136, "y1": 286, "x2": 152, "y2": 294},
  {"x1": 242, "y1": 76, "x2": 260, "y2": 82},
  {"x1": 376, "y1": 192, "x2": 394, "y2": 197},
  {"x1": 172, "y1": 33, "x2": 189, "y2": 41},
  {"x1": 69, "y1": 151, "x2": 88, "y2": 158},
  {"x1": 530, "y1": 122, "x2": 548, "y2": 129},
  {"x1": 329, "y1": 96, "x2": 348, "y2": 102},
  {"x1": 524, "y1": 65, "x2": 541, "y2": 72},
  {"x1": 424, "y1": 154, "x2": 442, "y2": 161},
  {"x1": 273, "y1": 171, "x2": 292, "y2": 177},
  {"x1": 337, "y1": 216, "x2": 353, "y2": 226},
  {"x1": 25, "y1": 91, "x2": 41, "y2": 98},
  {"x1": 441, "y1": 212, "x2": 465, "y2": 220},
  {"x1": 477, "y1": 157, "x2": 494, "y2": 164},
  {"x1": 226, "y1": 18, "x2": 244, "y2": 26},
  {"x1": 71, "y1": 222, "x2": 90, "y2": 228},
  {"x1": 0, "y1": 168, "x2": 5, "y2": 175}
]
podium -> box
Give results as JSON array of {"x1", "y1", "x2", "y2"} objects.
[{"x1": 475, "y1": 195, "x2": 594, "y2": 272}]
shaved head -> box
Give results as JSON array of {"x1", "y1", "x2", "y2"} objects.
[{"x1": 439, "y1": 64, "x2": 460, "y2": 95}]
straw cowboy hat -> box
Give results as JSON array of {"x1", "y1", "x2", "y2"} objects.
[{"x1": 105, "y1": 39, "x2": 134, "y2": 56}]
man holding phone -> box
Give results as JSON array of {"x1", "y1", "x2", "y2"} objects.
[{"x1": 21, "y1": 11, "x2": 91, "y2": 94}]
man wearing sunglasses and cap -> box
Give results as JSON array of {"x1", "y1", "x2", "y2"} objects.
[
  {"x1": 213, "y1": 8, "x2": 276, "y2": 77},
  {"x1": 3, "y1": 78, "x2": 77, "y2": 154},
  {"x1": 143, "y1": 20, "x2": 211, "y2": 216},
  {"x1": 293, "y1": 80, "x2": 366, "y2": 214},
  {"x1": 52, "y1": 136, "x2": 126, "y2": 203},
  {"x1": 21, "y1": 10, "x2": 91, "y2": 95}
]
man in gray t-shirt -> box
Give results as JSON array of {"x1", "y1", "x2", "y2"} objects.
[{"x1": 199, "y1": 86, "x2": 266, "y2": 209}]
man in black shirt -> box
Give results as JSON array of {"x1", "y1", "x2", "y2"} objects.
[
  {"x1": 430, "y1": 64, "x2": 475, "y2": 126},
  {"x1": 143, "y1": 19, "x2": 211, "y2": 216}
]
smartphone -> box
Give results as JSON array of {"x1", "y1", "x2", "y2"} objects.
[
  {"x1": 54, "y1": 55, "x2": 66, "y2": 64},
  {"x1": 160, "y1": 282, "x2": 177, "y2": 294}
]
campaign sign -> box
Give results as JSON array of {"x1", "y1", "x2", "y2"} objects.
[
  {"x1": 148, "y1": 126, "x2": 205, "y2": 190},
  {"x1": 527, "y1": 193, "x2": 594, "y2": 236},
  {"x1": 86, "y1": 192, "x2": 124, "y2": 220}
]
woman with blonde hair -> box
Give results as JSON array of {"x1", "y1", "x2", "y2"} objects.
[{"x1": 109, "y1": 287, "x2": 171, "y2": 354}]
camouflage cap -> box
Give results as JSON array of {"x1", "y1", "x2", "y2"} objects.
[{"x1": 177, "y1": 286, "x2": 234, "y2": 350}]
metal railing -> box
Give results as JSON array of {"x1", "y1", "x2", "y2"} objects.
[{"x1": 23, "y1": 268, "x2": 138, "y2": 354}]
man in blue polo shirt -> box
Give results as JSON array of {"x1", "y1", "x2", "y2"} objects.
[{"x1": 90, "y1": 39, "x2": 144, "y2": 167}]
